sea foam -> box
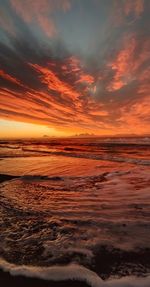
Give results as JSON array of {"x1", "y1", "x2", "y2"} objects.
[{"x1": 0, "y1": 257, "x2": 150, "y2": 287}]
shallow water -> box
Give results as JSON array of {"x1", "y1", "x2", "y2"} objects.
[{"x1": 0, "y1": 137, "x2": 150, "y2": 285}]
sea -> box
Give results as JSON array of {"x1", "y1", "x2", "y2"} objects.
[{"x1": 0, "y1": 137, "x2": 150, "y2": 287}]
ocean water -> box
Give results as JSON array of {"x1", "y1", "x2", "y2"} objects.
[{"x1": 0, "y1": 137, "x2": 150, "y2": 286}]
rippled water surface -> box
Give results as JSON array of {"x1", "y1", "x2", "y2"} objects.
[{"x1": 0, "y1": 137, "x2": 150, "y2": 285}]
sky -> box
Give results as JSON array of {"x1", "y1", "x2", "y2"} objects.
[{"x1": 0, "y1": 0, "x2": 150, "y2": 138}]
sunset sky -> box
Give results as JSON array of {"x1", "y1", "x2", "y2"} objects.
[{"x1": 0, "y1": 0, "x2": 150, "y2": 138}]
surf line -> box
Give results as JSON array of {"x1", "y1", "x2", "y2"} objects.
[
  {"x1": 0, "y1": 257, "x2": 150, "y2": 287},
  {"x1": 0, "y1": 257, "x2": 103, "y2": 287}
]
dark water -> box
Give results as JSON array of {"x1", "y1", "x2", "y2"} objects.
[{"x1": 0, "y1": 137, "x2": 150, "y2": 286}]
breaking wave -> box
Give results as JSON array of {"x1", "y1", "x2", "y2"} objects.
[{"x1": 0, "y1": 138, "x2": 150, "y2": 166}]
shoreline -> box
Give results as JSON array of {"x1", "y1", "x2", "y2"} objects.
[
  {"x1": 0, "y1": 269, "x2": 90, "y2": 287},
  {"x1": 1, "y1": 268, "x2": 150, "y2": 287}
]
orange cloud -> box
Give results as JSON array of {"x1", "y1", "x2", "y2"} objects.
[
  {"x1": 77, "y1": 74, "x2": 94, "y2": 85},
  {"x1": 107, "y1": 38, "x2": 136, "y2": 91},
  {"x1": 0, "y1": 0, "x2": 149, "y2": 137},
  {"x1": 0, "y1": 88, "x2": 71, "y2": 127},
  {"x1": 118, "y1": 97, "x2": 150, "y2": 134},
  {"x1": 30, "y1": 63, "x2": 80, "y2": 101},
  {"x1": 107, "y1": 35, "x2": 150, "y2": 91},
  {"x1": 0, "y1": 69, "x2": 22, "y2": 86},
  {"x1": 0, "y1": 82, "x2": 110, "y2": 135}
]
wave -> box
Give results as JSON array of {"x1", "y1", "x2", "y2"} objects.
[
  {"x1": 12, "y1": 148, "x2": 150, "y2": 166},
  {"x1": 0, "y1": 257, "x2": 150, "y2": 287},
  {"x1": 0, "y1": 138, "x2": 149, "y2": 167}
]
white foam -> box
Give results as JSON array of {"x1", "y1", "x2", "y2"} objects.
[
  {"x1": 107, "y1": 275, "x2": 150, "y2": 287},
  {"x1": 0, "y1": 257, "x2": 150, "y2": 287},
  {"x1": 0, "y1": 257, "x2": 103, "y2": 287}
]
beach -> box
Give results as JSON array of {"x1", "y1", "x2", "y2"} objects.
[{"x1": 0, "y1": 137, "x2": 150, "y2": 286}]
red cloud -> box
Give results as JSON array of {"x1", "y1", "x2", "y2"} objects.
[
  {"x1": 107, "y1": 36, "x2": 136, "y2": 91},
  {"x1": 0, "y1": 69, "x2": 22, "y2": 86},
  {"x1": 119, "y1": 97, "x2": 150, "y2": 134},
  {"x1": 77, "y1": 74, "x2": 94, "y2": 85},
  {"x1": 107, "y1": 34, "x2": 150, "y2": 91},
  {"x1": 30, "y1": 63, "x2": 80, "y2": 101}
]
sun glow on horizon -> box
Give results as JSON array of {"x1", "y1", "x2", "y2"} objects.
[{"x1": 0, "y1": 119, "x2": 67, "y2": 138}]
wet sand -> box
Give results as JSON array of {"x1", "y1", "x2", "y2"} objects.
[
  {"x1": 0, "y1": 270, "x2": 89, "y2": 287},
  {"x1": 0, "y1": 173, "x2": 89, "y2": 286}
]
